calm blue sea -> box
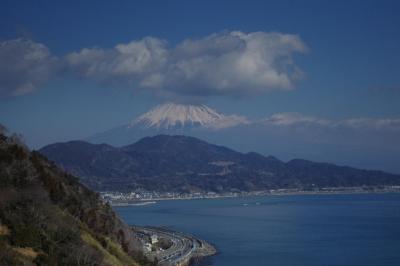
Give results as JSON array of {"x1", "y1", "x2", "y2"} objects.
[{"x1": 115, "y1": 194, "x2": 400, "y2": 266}]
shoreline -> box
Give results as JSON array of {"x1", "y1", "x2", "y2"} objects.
[{"x1": 108, "y1": 188, "x2": 400, "y2": 206}]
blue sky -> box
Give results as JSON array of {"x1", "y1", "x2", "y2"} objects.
[{"x1": 1, "y1": 0, "x2": 400, "y2": 172}]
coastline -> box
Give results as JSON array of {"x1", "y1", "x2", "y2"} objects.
[
  {"x1": 110, "y1": 201, "x2": 157, "y2": 207},
  {"x1": 107, "y1": 187, "x2": 400, "y2": 206}
]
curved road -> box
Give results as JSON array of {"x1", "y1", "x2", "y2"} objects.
[{"x1": 133, "y1": 226, "x2": 214, "y2": 266}]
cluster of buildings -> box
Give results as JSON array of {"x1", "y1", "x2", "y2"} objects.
[
  {"x1": 99, "y1": 190, "x2": 239, "y2": 203},
  {"x1": 143, "y1": 234, "x2": 159, "y2": 253},
  {"x1": 99, "y1": 186, "x2": 400, "y2": 205}
]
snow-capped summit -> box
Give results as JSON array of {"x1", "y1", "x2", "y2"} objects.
[
  {"x1": 130, "y1": 102, "x2": 248, "y2": 130},
  {"x1": 88, "y1": 102, "x2": 249, "y2": 146}
]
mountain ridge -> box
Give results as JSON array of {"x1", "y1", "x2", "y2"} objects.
[
  {"x1": 40, "y1": 135, "x2": 400, "y2": 193},
  {"x1": 85, "y1": 102, "x2": 400, "y2": 175}
]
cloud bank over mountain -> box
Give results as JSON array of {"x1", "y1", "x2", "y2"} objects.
[
  {"x1": 0, "y1": 31, "x2": 306, "y2": 99},
  {"x1": 129, "y1": 104, "x2": 400, "y2": 132},
  {"x1": 89, "y1": 102, "x2": 400, "y2": 155},
  {"x1": 262, "y1": 112, "x2": 400, "y2": 131}
]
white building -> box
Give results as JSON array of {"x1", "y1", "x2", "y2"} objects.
[
  {"x1": 144, "y1": 243, "x2": 152, "y2": 252},
  {"x1": 150, "y1": 234, "x2": 158, "y2": 244}
]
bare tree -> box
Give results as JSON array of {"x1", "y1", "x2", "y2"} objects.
[{"x1": 0, "y1": 123, "x2": 7, "y2": 135}]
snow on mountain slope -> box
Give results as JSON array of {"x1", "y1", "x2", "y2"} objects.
[{"x1": 130, "y1": 102, "x2": 248, "y2": 129}]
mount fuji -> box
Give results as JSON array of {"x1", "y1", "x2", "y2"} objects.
[
  {"x1": 131, "y1": 102, "x2": 248, "y2": 130},
  {"x1": 88, "y1": 103, "x2": 249, "y2": 146},
  {"x1": 86, "y1": 103, "x2": 400, "y2": 175}
]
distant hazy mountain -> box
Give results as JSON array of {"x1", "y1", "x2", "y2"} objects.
[{"x1": 40, "y1": 135, "x2": 400, "y2": 193}]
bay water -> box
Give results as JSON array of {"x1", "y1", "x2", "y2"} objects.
[{"x1": 115, "y1": 193, "x2": 400, "y2": 266}]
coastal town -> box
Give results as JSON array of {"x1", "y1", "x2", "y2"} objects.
[{"x1": 100, "y1": 186, "x2": 400, "y2": 206}]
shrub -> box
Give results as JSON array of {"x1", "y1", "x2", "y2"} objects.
[{"x1": 12, "y1": 224, "x2": 42, "y2": 248}]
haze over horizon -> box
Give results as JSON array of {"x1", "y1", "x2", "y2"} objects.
[{"x1": 1, "y1": 0, "x2": 400, "y2": 173}]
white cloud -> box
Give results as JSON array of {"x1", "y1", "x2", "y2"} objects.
[
  {"x1": 337, "y1": 118, "x2": 400, "y2": 130},
  {"x1": 264, "y1": 112, "x2": 330, "y2": 126},
  {"x1": 65, "y1": 37, "x2": 168, "y2": 85},
  {"x1": 0, "y1": 32, "x2": 307, "y2": 99},
  {"x1": 262, "y1": 112, "x2": 400, "y2": 131},
  {"x1": 65, "y1": 31, "x2": 307, "y2": 98},
  {"x1": 0, "y1": 39, "x2": 58, "y2": 97}
]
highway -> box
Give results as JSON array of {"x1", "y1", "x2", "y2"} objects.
[{"x1": 132, "y1": 226, "x2": 215, "y2": 266}]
